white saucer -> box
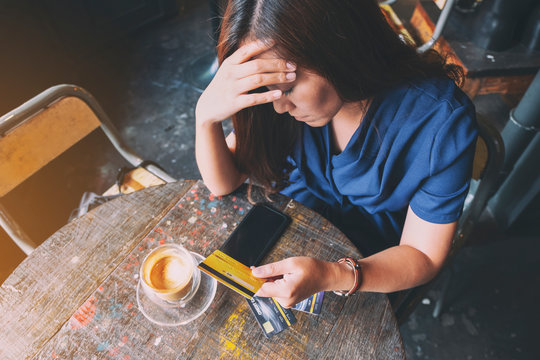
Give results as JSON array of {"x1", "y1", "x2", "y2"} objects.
[{"x1": 136, "y1": 252, "x2": 217, "y2": 326}]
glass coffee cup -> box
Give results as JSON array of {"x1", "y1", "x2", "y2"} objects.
[{"x1": 140, "y1": 244, "x2": 201, "y2": 305}]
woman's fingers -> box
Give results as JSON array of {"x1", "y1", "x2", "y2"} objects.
[
  {"x1": 255, "y1": 280, "x2": 288, "y2": 298},
  {"x1": 226, "y1": 40, "x2": 272, "y2": 65},
  {"x1": 255, "y1": 277, "x2": 299, "y2": 308},
  {"x1": 252, "y1": 257, "x2": 332, "y2": 308},
  {"x1": 235, "y1": 90, "x2": 282, "y2": 108},
  {"x1": 252, "y1": 258, "x2": 298, "y2": 278},
  {"x1": 222, "y1": 41, "x2": 296, "y2": 100},
  {"x1": 236, "y1": 71, "x2": 296, "y2": 93},
  {"x1": 234, "y1": 58, "x2": 296, "y2": 79}
]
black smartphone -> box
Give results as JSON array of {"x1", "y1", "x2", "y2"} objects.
[{"x1": 219, "y1": 204, "x2": 291, "y2": 267}]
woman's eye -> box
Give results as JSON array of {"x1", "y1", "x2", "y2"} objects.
[{"x1": 283, "y1": 87, "x2": 293, "y2": 96}]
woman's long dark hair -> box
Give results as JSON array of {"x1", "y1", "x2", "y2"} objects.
[{"x1": 217, "y1": 0, "x2": 463, "y2": 195}]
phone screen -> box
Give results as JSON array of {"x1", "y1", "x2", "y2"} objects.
[{"x1": 220, "y1": 204, "x2": 291, "y2": 266}]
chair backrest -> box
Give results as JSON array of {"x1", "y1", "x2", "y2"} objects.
[
  {"x1": 0, "y1": 97, "x2": 100, "y2": 197},
  {"x1": 392, "y1": 113, "x2": 505, "y2": 324},
  {"x1": 0, "y1": 84, "x2": 176, "y2": 255},
  {"x1": 450, "y1": 114, "x2": 505, "y2": 253}
]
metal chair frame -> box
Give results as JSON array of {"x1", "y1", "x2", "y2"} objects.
[
  {"x1": 417, "y1": 0, "x2": 456, "y2": 53},
  {"x1": 0, "y1": 84, "x2": 176, "y2": 255}
]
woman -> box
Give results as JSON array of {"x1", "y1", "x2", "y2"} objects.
[{"x1": 195, "y1": 0, "x2": 477, "y2": 308}]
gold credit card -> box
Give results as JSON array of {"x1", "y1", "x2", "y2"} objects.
[{"x1": 197, "y1": 250, "x2": 265, "y2": 299}]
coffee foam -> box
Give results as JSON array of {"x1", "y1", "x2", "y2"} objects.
[
  {"x1": 142, "y1": 247, "x2": 194, "y2": 302},
  {"x1": 149, "y1": 255, "x2": 191, "y2": 290}
]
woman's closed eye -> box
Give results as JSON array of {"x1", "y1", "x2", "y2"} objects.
[{"x1": 282, "y1": 87, "x2": 293, "y2": 96}]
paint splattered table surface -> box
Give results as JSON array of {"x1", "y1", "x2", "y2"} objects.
[{"x1": 0, "y1": 180, "x2": 404, "y2": 359}]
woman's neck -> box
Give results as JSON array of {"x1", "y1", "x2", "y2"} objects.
[{"x1": 330, "y1": 100, "x2": 370, "y2": 154}]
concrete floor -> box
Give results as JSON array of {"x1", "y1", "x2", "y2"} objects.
[{"x1": 1, "y1": 1, "x2": 539, "y2": 359}]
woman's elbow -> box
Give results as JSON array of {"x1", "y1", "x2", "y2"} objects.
[
  {"x1": 202, "y1": 178, "x2": 245, "y2": 197},
  {"x1": 203, "y1": 183, "x2": 236, "y2": 197},
  {"x1": 416, "y1": 252, "x2": 447, "y2": 286}
]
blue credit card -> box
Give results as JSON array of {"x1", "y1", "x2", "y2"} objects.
[
  {"x1": 247, "y1": 296, "x2": 297, "y2": 338},
  {"x1": 292, "y1": 291, "x2": 325, "y2": 315}
]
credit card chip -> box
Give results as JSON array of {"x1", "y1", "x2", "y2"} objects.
[{"x1": 263, "y1": 321, "x2": 274, "y2": 334}]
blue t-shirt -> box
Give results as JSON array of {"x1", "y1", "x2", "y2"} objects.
[{"x1": 281, "y1": 77, "x2": 478, "y2": 255}]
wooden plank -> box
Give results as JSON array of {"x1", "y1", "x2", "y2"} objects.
[
  {"x1": 380, "y1": 4, "x2": 415, "y2": 45},
  {"x1": 462, "y1": 74, "x2": 535, "y2": 99},
  {"x1": 0, "y1": 97, "x2": 101, "y2": 197},
  {"x1": 0, "y1": 180, "x2": 194, "y2": 360},
  {"x1": 27, "y1": 181, "x2": 403, "y2": 359},
  {"x1": 321, "y1": 293, "x2": 404, "y2": 359},
  {"x1": 475, "y1": 74, "x2": 535, "y2": 96}
]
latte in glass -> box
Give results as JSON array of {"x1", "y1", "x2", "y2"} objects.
[{"x1": 140, "y1": 244, "x2": 200, "y2": 303}]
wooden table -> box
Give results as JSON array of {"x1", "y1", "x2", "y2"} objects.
[{"x1": 0, "y1": 180, "x2": 405, "y2": 359}]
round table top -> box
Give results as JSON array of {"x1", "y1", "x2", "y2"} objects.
[{"x1": 0, "y1": 180, "x2": 404, "y2": 359}]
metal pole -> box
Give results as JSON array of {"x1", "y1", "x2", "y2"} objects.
[
  {"x1": 417, "y1": 0, "x2": 456, "y2": 53},
  {"x1": 486, "y1": 69, "x2": 540, "y2": 229},
  {"x1": 0, "y1": 203, "x2": 37, "y2": 255},
  {"x1": 487, "y1": 133, "x2": 540, "y2": 229},
  {"x1": 500, "y1": 69, "x2": 540, "y2": 174},
  {"x1": 485, "y1": 70, "x2": 540, "y2": 229}
]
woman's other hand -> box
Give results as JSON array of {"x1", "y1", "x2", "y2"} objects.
[
  {"x1": 195, "y1": 40, "x2": 296, "y2": 126},
  {"x1": 252, "y1": 257, "x2": 354, "y2": 308}
]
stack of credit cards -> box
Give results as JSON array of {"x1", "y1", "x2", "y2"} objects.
[
  {"x1": 198, "y1": 250, "x2": 324, "y2": 338},
  {"x1": 246, "y1": 292, "x2": 325, "y2": 338}
]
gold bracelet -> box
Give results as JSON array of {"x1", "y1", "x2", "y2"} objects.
[{"x1": 332, "y1": 257, "x2": 362, "y2": 296}]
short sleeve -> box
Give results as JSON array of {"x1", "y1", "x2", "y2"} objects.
[{"x1": 410, "y1": 105, "x2": 478, "y2": 223}]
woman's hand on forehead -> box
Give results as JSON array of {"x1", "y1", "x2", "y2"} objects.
[
  {"x1": 227, "y1": 41, "x2": 296, "y2": 88},
  {"x1": 196, "y1": 40, "x2": 296, "y2": 126},
  {"x1": 226, "y1": 40, "x2": 273, "y2": 64}
]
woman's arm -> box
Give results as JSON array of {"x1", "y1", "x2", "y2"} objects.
[
  {"x1": 195, "y1": 123, "x2": 246, "y2": 196},
  {"x1": 353, "y1": 206, "x2": 455, "y2": 292},
  {"x1": 253, "y1": 206, "x2": 455, "y2": 307},
  {"x1": 195, "y1": 40, "x2": 295, "y2": 195}
]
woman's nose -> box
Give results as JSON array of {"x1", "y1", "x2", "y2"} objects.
[{"x1": 272, "y1": 97, "x2": 293, "y2": 114}]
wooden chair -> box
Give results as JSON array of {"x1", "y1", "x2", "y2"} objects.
[
  {"x1": 392, "y1": 113, "x2": 505, "y2": 324},
  {"x1": 0, "y1": 84, "x2": 176, "y2": 256}
]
